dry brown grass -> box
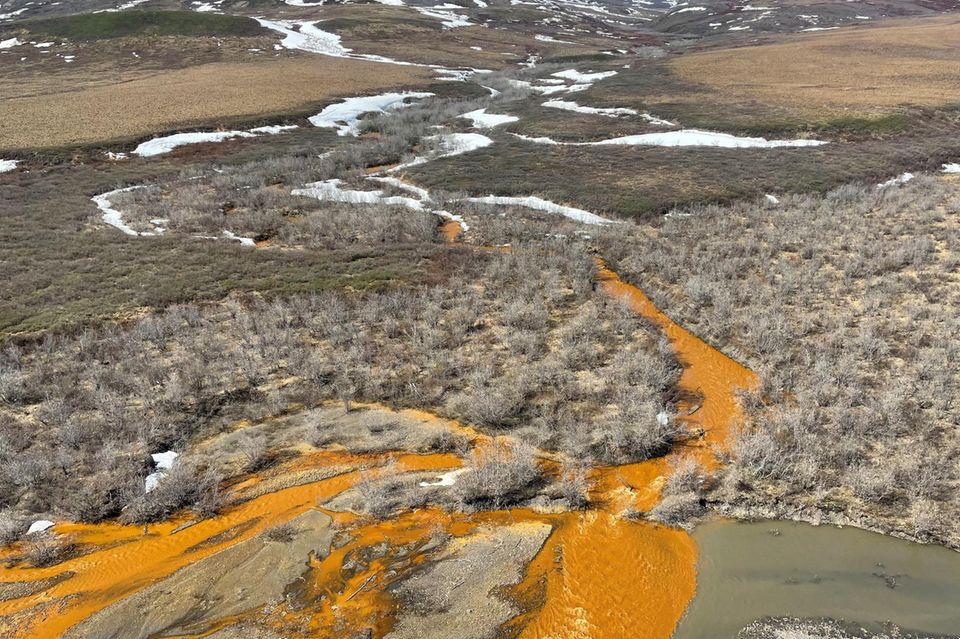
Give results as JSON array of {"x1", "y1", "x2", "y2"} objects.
[
  {"x1": 670, "y1": 15, "x2": 960, "y2": 117},
  {"x1": 0, "y1": 52, "x2": 433, "y2": 150}
]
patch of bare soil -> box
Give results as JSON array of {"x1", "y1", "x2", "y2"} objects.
[
  {"x1": 63, "y1": 510, "x2": 334, "y2": 639},
  {"x1": 385, "y1": 522, "x2": 553, "y2": 639}
]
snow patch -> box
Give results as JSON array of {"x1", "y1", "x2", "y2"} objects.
[
  {"x1": 292, "y1": 179, "x2": 425, "y2": 210},
  {"x1": 222, "y1": 230, "x2": 256, "y2": 246},
  {"x1": 0, "y1": 159, "x2": 18, "y2": 173},
  {"x1": 465, "y1": 195, "x2": 613, "y2": 225},
  {"x1": 393, "y1": 132, "x2": 493, "y2": 169},
  {"x1": 133, "y1": 131, "x2": 256, "y2": 157},
  {"x1": 514, "y1": 129, "x2": 827, "y2": 149},
  {"x1": 542, "y1": 99, "x2": 637, "y2": 117},
  {"x1": 419, "y1": 468, "x2": 467, "y2": 487},
  {"x1": 942, "y1": 163, "x2": 960, "y2": 174},
  {"x1": 551, "y1": 69, "x2": 617, "y2": 83},
  {"x1": 0, "y1": 37, "x2": 22, "y2": 49},
  {"x1": 27, "y1": 520, "x2": 55, "y2": 534},
  {"x1": 145, "y1": 451, "x2": 179, "y2": 494},
  {"x1": 93, "y1": 186, "x2": 161, "y2": 236},
  {"x1": 876, "y1": 173, "x2": 914, "y2": 189},
  {"x1": 413, "y1": 6, "x2": 473, "y2": 28},
  {"x1": 460, "y1": 108, "x2": 519, "y2": 128},
  {"x1": 309, "y1": 92, "x2": 433, "y2": 136}
]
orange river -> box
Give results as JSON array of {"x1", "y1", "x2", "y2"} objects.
[{"x1": 0, "y1": 257, "x2": 756, "y2": 639}]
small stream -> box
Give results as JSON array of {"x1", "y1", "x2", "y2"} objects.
[{"x1": 674, "y1": 519, "x2": 960, "y2": 638}]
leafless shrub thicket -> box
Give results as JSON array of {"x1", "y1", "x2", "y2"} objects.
[
  {"x1": 454, "y1": 440, "x2": 542, "y2": 510},
  {"x1": 0, "y1": 240, "x2": 679, "y2": 534},
  {"x1": 597, "y1": 176, "x2": 960, "y2": 542},
  {"x1": 113, "y1": 169, "x2": 440, "y2": 248},
  {"x1": 110, "y1": 90, "x2": 497, "y2": 245}
]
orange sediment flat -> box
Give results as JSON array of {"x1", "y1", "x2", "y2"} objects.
[{"x1": 0, "y1": 452, "x2": 459, "y2": 639}]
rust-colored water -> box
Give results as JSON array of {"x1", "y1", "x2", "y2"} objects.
[
  {"x1": 596, "y1": 261, "x2": 757, "y2": 469},
  {"x1": 507, "y1": 263, "x2": 756, "y2": 639},
  {"x1": 1, "y1": 259, "x2": 756, "y2": 639},
  {"x1": 516, "y1": 511, "x2": 697, "y2": 639}
]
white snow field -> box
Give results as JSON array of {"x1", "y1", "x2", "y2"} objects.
[
  {"x1": 309, "y1": 92, "x2": 434, "y2": 136},
  {"x1": 512, "y1": 129, "x2": 827, "y2": 149},
  {"x1": 460, "y1": 108, "x2": 520, "y2": 128},
  {"x1": 464, "y1": 195, "x2": 614, "y2": 225}
]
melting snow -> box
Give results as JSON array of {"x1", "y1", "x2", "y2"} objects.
[
  {"x1": 0, "y1": 159, "x2": 18, "y2": 173},
  {"x1": 551, "y1": 69, "x2": 617, "y2": 83},
  {"x1": 465, "y1": 195, "x2": 613, "y2": 225},
  {"x1": 514, "y1": 129, "x2": 827, "y2": 148},
  {"x1": 942, "y1": 163, "x2": 960, "y2": 173},
  {"x1": 460, "y1": 108, "x2": 519, "y2": 128},
  {"x1": 393, "y1": 132, "x2": 494, "y2": 169},
  {"x1": 255, "y1": 17, "x2": 469, "y2": 73},
  {"x1": 419, "y1": 468, "x2": 467, "y2": 487},
  {"x1": 309, "y1": 92, "x2": 433, "y2": 136},
  {"x1": 145, "y1": 451, "x2": 179, "y2": 493},
  {"x1": 293, "y1": 179, "x2": 426, "y2": 210},
  {"x1": 222, "y1": 230, "x2": 256, "y2": 246},
  {"x1": 542, "y1": 99, "x2": 637, "y2": 117},
  {"x1": 877, "y1": 173, "x2": 914, "y2": 189},
  {"x1": 413, "y1": 6, "x2": 473, "y2": 28},
  {"x1": 131, "y1": 125, "x2": 297, "y2": 157},
  {"x1": 92, "y1": 186, "x2": 162, "y2": 236},
  {"x1": 0, "y1": 37, "x2": 22, "y2": 49},
  {"x1": 27, "y1": 520, "x2": 55, "y2": 534},
  {"x1": 133, "y1": 131, "x2": 256, "y2": 157}
]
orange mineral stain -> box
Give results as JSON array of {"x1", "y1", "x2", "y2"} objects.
[
  {"x1": 596, "y1": 260, "x2": 757, "y2": 469},
  {"x1": 0, "y1": 452, "x2": 458, "y2": 639},
  {"x1": 439, "y1": 219, "x2": 462, "y2": 243}
]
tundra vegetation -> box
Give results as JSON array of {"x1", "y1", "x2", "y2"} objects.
[{"x1": 0, "y1": 234, "x2": 681, "y2": 537}]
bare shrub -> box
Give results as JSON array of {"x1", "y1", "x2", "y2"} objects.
[
  {"x1": 264, "y1": 522, "x2": 298, "y2": 543},
  {"x1": 557, "y1": 462, "x2": 591, "y2": 510},
  {"x1": 22, "y1": 532, "x2": 75, "y2": 568},
  {"x1": 454, "y1": 441, "x2": 541, "y2": 510}
]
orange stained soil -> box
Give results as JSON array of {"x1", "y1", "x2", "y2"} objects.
[
  {"x1": 439, "y1": 219, "x2": 463, "y2": 243},
  {"x1": 0, "y1": 452, "x2": 459, "y2": 639}
]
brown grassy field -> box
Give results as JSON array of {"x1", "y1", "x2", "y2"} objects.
[
  {"x1": 670, "y1": 15, "x2": 960, "y2": 117},
  {"x1": 0, "y1": 50, "x2": 433, "y2": 151}
]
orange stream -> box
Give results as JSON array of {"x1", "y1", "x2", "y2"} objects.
[
  {"x1": 1, "y1": 254, "x2": 756, "y2": 639},
  {"x1": 506, "y1": 262, "x2": 756, "y2": 639}
]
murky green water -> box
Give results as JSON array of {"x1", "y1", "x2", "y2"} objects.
[{"x1": 674, "y1": 520, "x2": 960, "y2": 638}]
